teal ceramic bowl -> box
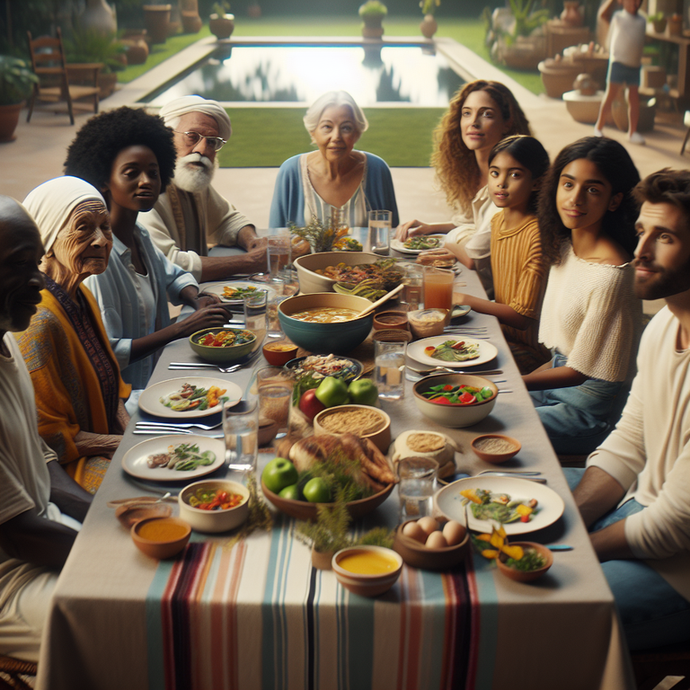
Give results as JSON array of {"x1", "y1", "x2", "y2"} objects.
[
  {"x1": 278, "y1": 293, "x2": 373, "y2": 355},
  {"x1": 189, "y1": 328, "x2": 257, "y2": 364}
]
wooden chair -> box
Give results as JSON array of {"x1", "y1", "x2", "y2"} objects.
[
  {"x1": 26, "y1": 27, "x2": 100, "y2": 126},
  {"x1": 631, "y1": 641, "x2": 690, "y2": 690},
  {"x1": 0, "y1": 655, "x2": 36, "y2": 690}
]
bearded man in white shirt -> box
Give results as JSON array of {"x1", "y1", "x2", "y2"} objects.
[
  {"x1": 566, "y1": 168, "x2": 690, "y2": 651},
  {"x1": 139, "y1": 95, "x2": 267, "y2": 282}
]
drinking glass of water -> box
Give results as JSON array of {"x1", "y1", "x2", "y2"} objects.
[
  {"x1": 368, "y1": 210, "x2": 391, "y2": 255},
  {"x1": 397, "y1": 456, "x2": 439, "y2": 520},
  {"x1": 374, "y1": 338, "x2": 406, "y2": 401},
  {"x1": 267, "y1": 231, "x2": 291, "y2": 282},
  {"x1": 224, "y1": 400, "x2": 259, "y2": 472}
]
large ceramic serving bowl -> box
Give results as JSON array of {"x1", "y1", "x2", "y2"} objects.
[
  {"x1": 178, "y1": 480, "x2": 250, "y2": 533},
  {"x1": 294, "y1": 251, "x2": 380, "y2": 294},
  {"x1": 261, "y1": 480, "x2": 394, "y2": 521},
  {"x1": 278, "y1": 293, "x2": 374, "y2": 355},
  {"x1": 332, "y1": 546, "x2": 403, "y2": 597},
  {"x1": 412, "y1": 373, "x2": 498, "y2": 428},
  {"x1": 189, "y1": 327, "x2": 257, "y2": 364}
]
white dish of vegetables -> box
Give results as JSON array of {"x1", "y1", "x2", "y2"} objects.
[
  {"x1": 122, "y1": 436, "x2": 226, "y2": 481},
  {"x1": 138, "y1": 377, "x2": 242, "y2": 418},
  {"x1": 407, "y1": 336, "x2": 498, "y2": 368},
  {"x1": 202, "y1": 280, "x2": 277, "y2": 306},
  {"x1": 436, "y1": 476, "x2": 565, "y2": 535}
]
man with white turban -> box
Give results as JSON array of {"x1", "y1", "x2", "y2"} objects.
[{"x1": 139, "y1": 95, "x2": 267, "y2": 281}]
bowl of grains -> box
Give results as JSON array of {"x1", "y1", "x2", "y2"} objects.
[
  {"x1": 313, "y1": 404, "x2": 391, "y2": 454},
  {"x1": 470, "y1": 434, "x2": 521, "y2": 464}
]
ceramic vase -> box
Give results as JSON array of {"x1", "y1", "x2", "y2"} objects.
[
  {"x1": 420, "y1": 14, "x2": 438, "y2": 39},
  {"x1": 560, "y1": 0, "x2": 583, "y2": 27},
  {"x1": 143, "y1": 5, "x2": 171, "y2": 44},
  {"x1": 81, "y1": 0, "x2": 117, "y2": 35}
]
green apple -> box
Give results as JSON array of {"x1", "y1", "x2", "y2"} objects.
[
  {"x1": 278, "y1": 484, "x2": 302, "y2": 501},
  {"x1": 314, "y1": 376, "x2": 349, "y2": 407},
  {"x1": 347, "y1": 378, "x2": 379, "y2": 406},
  {"x1": 262, "y1": 457, "x2": 299, "y2": 494},
  {"x1": 302, "y1": 477, "x2": 332, "y2": 503}
]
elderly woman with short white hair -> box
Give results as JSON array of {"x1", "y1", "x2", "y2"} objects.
[{"x1": 269, "y1": 90, "x2": 399, "y2": 229}]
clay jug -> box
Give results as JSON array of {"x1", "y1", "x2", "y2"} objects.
[{"x1": 560, "y1": 1, "x2": 583, "y2": 27}]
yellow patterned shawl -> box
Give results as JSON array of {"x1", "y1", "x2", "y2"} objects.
[{"x1": 16, "y1": 286, "x2": 130, "y2": 487}]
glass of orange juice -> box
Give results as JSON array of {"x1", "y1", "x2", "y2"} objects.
[{"x1": 423, "y1": 266, "x2": 454, "y2": 310}]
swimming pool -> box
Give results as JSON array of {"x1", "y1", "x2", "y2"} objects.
[{"x1": 143, "y1": 43, "x2": 467, "y2": 107}]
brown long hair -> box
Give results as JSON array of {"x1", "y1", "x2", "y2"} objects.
[{"x1": 431, "y1": 80, "x2": 531, "y2": 213}]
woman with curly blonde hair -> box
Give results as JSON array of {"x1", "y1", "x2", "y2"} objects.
[{"x1": 397, "y1": 80, "x2": 530, "y2": 292}]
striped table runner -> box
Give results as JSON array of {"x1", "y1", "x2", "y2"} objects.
[{"x1": 144, "y1": 521, "x2": 482, "y2": 690}]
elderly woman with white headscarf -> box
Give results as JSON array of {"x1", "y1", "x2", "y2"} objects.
[
  {"x1": 17, "y1": 177, "x2": 131, "y2": 494},
  {"x1": 269, "y1": 90, "x2": 399, "y2": 230}
]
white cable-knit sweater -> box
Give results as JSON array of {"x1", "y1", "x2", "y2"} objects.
[
  {"x1": 589, "y1": 307, "x2": 690, "y2": 600},
  {"x1": 539, "y1": 244, "x2": 641, "y2": 382}
]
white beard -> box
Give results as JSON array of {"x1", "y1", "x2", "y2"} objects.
[{"x1": 173, "y1": 153, "x2": 216, "y2": 193}]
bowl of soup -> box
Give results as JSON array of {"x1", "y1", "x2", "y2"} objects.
[
  {"x1": 294, "y1": 251, "x2": 380, "y2": 294},
  {"x1": 189, "y1": 327, "x2": 257, "y2": 364},
  {"x1": 278, "y1": 293, "x2": 374, "y2": 354},
  {"x1": 131, "y1": 516, "x2": 191, "y2": 559},
  {"x1": 332, "y1": 545, "x2": 403, "y2": 597}
]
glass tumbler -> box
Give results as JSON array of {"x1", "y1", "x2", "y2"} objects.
[
  {"x1": 397, "y1": 456, "x2": 439, "y2": 520},
  {"x1": 374, "y1": 338, "x2": 406, "y2": 401},
  {"x1": 224, "y1": 399, "x2": 259, "y2": 472},
  {"x1": 368, "y1": 209, "x2": 392, "y2": 255}
]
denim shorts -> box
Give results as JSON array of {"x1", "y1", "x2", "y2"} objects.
[{"x1": 608, "y1": 61, "x2": 641, "y2": 86}]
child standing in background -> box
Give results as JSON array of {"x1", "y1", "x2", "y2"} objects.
[
  {"x1": 453, "y1": 135, "x2": 551, "y2": 375},
  {"x1": 594, "y1": 0, "x2": 646, "y2": 145}
]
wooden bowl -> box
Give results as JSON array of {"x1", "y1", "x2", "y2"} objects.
[
  {"x1": 393, "y1": 520, "x2": 469, "y2": 571},
  {"x1": 262, "y1": 340, "x2": 298, "y2": 366},
  {"x1": 471, "y1": 434, "x2": 521, "y2": 464},
  {"x1": 261, "y1": 479, "x2": 394, "y2": 521},
  {"x1": 332, "y1": 546, "x2": 403, "y2": 597},
  {"x1": 373, "y1": 311, "x2": 408, "y2": 331},
  {"x1": 178, "y1": 480, "x2": 250, "y2": 533},
  {"x1": 131, "y1": 517, "x2": 191, "y2": 559},
  {"x1": 313, "y1": 404, "x2": 391, "y2": 454},
  {"x1": 115, "y1": 502, "x2": 172, "y2": 529},
  {"x1": 496, "y1": 542, "x2": 553, "y2": 582}
]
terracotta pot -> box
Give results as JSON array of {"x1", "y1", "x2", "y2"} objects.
[
  {"x1": 181, "y1": 10, "x2": 202, "y2": 33},
  {"x1": 98, "y1": 72, "x2": 118, "y2": 99},
  {"x1": 420, "y1": 14, "x2": 437, "y2": 39},
  {"x1": 361, "y1": 17, "x2": 384, "y2": 39},
  {"x1": 210, "y1": 13, "x2": 235, "y2": 40},
  {"x1": 538, "y1": 58, "x2": 582, "y2": 99},
  {"x1": 668, "y1": 15, "x2": 682, "y2": 35},
  {"x1": 143, "y1": 4, "x2": 171, "y2": 44},
  {"x1": 652, "y1": 18, "x2": 667, "y2": 32},
  {"x1": 560, "y1": 0, "x2": 583, "y2": 27},
  {"x1": 122, "y1": 31, "x2": 149, "y2": 65},
  {"x1": 0, "y1": 102, "x2": 24, "y2": 143},
  {"x1": 311, "y1": 546, "x2": 334, "y2": 570}
]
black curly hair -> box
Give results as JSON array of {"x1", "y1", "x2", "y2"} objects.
[
  {"x1": 63, "y1": 106, "x2": 176, "y2": 194},
  {"x1": 537, "y1": 137, "x2": 640, "y2": 265}
]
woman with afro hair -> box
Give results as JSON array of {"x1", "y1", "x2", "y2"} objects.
[{"x1": 64, "y1": 106, "x2": 228, "y2": 401}]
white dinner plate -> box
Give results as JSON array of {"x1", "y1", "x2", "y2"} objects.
[
  {"x1": 407, "y1": 336, "x2": 498, "y2": 368},
  {"x1": 203, "y1": 281, "x2": 277, "y2": 305},
  {"x1": 138, "y1": 377, "x2": 242, "y2": 418},
  {"x1": 121, "y1": 435, "x2": 226, "y2": 481},
  {"x1": 436, "y1": 476, "x2": 565, "y2": 535},
  {"x1": 390, "y1": 235, "x2": 446, "y2": 255}
]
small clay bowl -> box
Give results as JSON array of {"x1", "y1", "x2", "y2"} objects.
[
  {"x1": 471, "y1": 434, "x2": 522, "y2": 464},
  {"x1": 115, "y1": 502, "x2": 172, "y2": 529},
  {"x1": 258, "y1": 416, "x2": 279, "y2": 446},
  {"x1": 131, "y1": 517, "x2": 191, "y2": 559},
  {"x1": 496, "y1": 542, "x2": 553, "y2": 582},
  {"x1": 332, "y1": 546, "x2": 403, "y2": 597},
  {"x1": 393, "y1": 520, "x2": 469, "y2": 571},
  {"x1": 373, "y1": 311, "x2": 409, "y2": 331},
  {"x1": 407, "y1": 309, "x2": 448, "y2": 339},
  {"x1": 313, "y1": 404, "x2": 391, "y2": 454},
  {"x1": 262, "y1": 340, "x2": 298, "y2": 366}
]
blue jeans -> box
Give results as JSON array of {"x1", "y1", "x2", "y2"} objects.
[
  {"x1": 564, "y1": 468, "x2": 690, "y2": 652},
  {"x1": 530, "y1": 353, "x2": 628, "y2": 455}
]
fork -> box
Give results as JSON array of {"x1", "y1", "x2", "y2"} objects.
[
  {"x1": 168, "y1": 362, "x2": 244, "y2": 374},
  {"x1": 407, "y1": 365, "x2": 503, "y2": 376},
  {"x1": 132, "y1": 429, "x2": 224, "y2": 438},
  {"x1": 136, "y1": 420, "x2": 222, "y2": 430}
]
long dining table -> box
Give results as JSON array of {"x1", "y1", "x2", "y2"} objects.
[{"x1": 35, "y1": 254, "x2": 635, "y2": 690}]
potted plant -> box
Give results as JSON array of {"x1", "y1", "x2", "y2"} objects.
[
  {"x1": 648, "y1": 11, "x2": 667, "y2": 34},
  {"x1": 0, "y1": 56, "x2": 38, "y2": 142},
  {"x1": 359, "y1": 0, "x2": 387, "y2": 39},
  {"x1": 64, "y1": 27, "x2": 127, "y2": 99},
  {"x1": 420, "y1": 0, "x2": 440, "y2": 39},
  {"x1": 210, "y1": 1, "x2": 235, "y2": 40}
]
